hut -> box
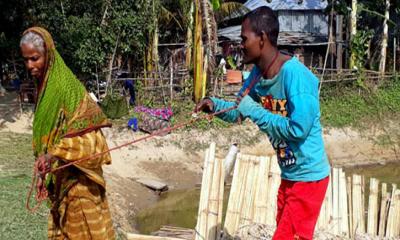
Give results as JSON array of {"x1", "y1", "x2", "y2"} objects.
[{"x1": 218, "y1": 0, "x2": 330, "y2": 69}]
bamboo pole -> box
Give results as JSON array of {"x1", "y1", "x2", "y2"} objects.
[
  {"x1": 266, "y1": 155, "x2": 281, "y2": 226},
  {"x1": 393, "y1": 189, "x2": 400, "y2": 236},
  {"x1": 347, "y1": 176, "x2": 353, "y2": 238},
  {"x1": 223, "y1": 153, "x2": 248, "y2": 237},
  {"x1": 386, "y1": 184, "x2": 397, "y2": 237},
  {"x1": 332, "y1": 168, "x2": 339, "y2": 234},
  {"x1": 237, "y1": 155, "x2": 253, "y2": 236},
  {"x1": 339, "y1": 169, "x2": 349, "y2": 237},
  {"x1": 207, "y1": 154, "x2": 222, "y2": 240},
  {"x1": 204, "y1": 143, "x2": 216, "y2": 240},
  {"x1": 254, "y1": 156, "x2": 271, "y2": 224},
  {"x1": 153, "y1": 225, "x2": 195, "y2": 239},
  {"x1": 378, "y1": 183, "x2": 388, "y2": 237},
  {"x1": 231, "y1": 154, "x2": 250, "y2": 234},
  {"x1": 352, "y1": 174, "x2": 365, "y2": 234},
  {"x1": 223, "y1": 153, "x2": 241, "y2": 236},
  {"x1": 316, "y1": 196, "x2": 325, "y2": 229},
  {"x1": 316, "y1": 174, "x2": 329, "y2": 229},
  {"x1": 325, "y1": 173, "x2": 332, "y2": 228},
  {"x1": 126, "y1": 233, "x2": 184, "y2": 240},
  {"x1": 195, "y1": 142, "x2": 216, "y2": 240},
  {"x1": 367, "y1": 178, "x2": 379, "y2": 236},
  {"x1": 216, "y1": 157, "x2": 225, "y2": 240},
  {"x1": 195, "y1": 148, "x2": 209, "y2": 240},
  {"x1": 239, "y1": 155, "x2": 259, "y2": 228}
]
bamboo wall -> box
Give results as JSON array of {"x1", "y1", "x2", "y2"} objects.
[
  {"x1": 196, "y1": 144, "x2": 400, "y2": 239},
  {"x1": 128, "y1": 143, "x2": 400, "y2": 239}
]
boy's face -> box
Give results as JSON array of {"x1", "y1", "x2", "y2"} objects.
[{"x1": 240, "y1": 19, "x2": 262, "y2": 64}]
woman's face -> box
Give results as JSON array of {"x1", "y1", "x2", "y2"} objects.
[{"x1": 21, "y1": 43, "x2": 46, "y2": 81}]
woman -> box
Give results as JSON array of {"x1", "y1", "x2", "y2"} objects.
[{"x1": 20, "y1": 27, "x2": 115, "y2": 240}]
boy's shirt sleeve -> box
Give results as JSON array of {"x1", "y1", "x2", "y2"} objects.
[
  {"x1": 237, "y1": 68, "x2": 319, "y2": 142},
  {"x1": 210, "y1": 68, "x2": 260, "y2": 123}
]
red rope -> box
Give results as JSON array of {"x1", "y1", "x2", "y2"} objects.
[
  {"x1": 26, "y1": 105, "x2": 238, "y2": 212},
  {"x1": 26, "y1": 54, "x2": 274, "y2": 212}
]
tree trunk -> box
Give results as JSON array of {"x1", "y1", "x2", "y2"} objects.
[
  {"x1": 336, "y1": 15, "x2": 343, "y2": 70},
  {"x1": 152, "y1": 18, "x2": 159, "y2": 76},
  {"x1": 200, "y1": 0, "x2": 217, "y2": 91},
  {"x1": 193, "y1": 0, "x2": 204, "y2": 103},
  {"x1": 185, "y1": 1, "x2": 195, "y2": 69},
  {"x1": 350, "y1": 0, "x2": 357, "y2": 69},
  {"x1": 105, "y1": 34, "x2": 119, "y2": 94},
  {"x1": 379, "y1": 0, "x2": 390, "y2": 75}
]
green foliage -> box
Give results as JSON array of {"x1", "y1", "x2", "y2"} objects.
[
  {"x1": 101, "y1": 92, "x2": 129, "y2": 119},
  {"x1": 350, "y1": 30, "x2": 373, "y2": 70},
  {"x1": 212, "y1": 0, "x2": 221, "y2": 10},
  {"x1": 320, "y1": 76, "x2": 400, "y2": 128},
  {"x1": 0, "y1": 0, "x2": 154, "y2": 78},
  {"x1": 226, "y1": 56, "x2": 237, "y2": 70}
]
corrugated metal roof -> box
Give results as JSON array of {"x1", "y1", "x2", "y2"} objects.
[
  {"x1": 245, "y1": 0, "x2": 328, "y2": 11},
  {"x1": 224, "y1": 0, "x2": 328, "y2": 21},
  {"x1": 218, "y1": 25, "x2": 242, "y2": 42},
  {"x1": 218, "y1": 26, "x2": 328, "y2": 46}
]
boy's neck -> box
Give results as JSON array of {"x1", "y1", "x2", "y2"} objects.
[
  {"x1": 257, "y1": 48, "x2": 291, "y2": 79},
  {"x1": 256, "y1": 48, "x2": 279, "y2": 79}
]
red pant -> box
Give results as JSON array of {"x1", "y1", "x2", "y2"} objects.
[{"x1": 272, "y1": 176, "x2": 329, "y2": 240}]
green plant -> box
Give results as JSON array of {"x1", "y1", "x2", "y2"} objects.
[
  {"x1": 320, "y1": 76, "x2": 400, "y2": 128},
  {"x1": 226, "y1": 56, "x2": 237, "y2": 70},
  {"x1": 350, "y1": 30, "x2": 373, "y2": 70},
  {"x1": 349, "y1": 30, "x2": 374, "y2": 87}
]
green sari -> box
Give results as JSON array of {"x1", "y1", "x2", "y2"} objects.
[{"x1": 26, "y1": 27, "x2": 110, "y2": 157}]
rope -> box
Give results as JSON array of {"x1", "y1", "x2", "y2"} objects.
[
  {"x1": 26, "y1": 51, "x2": 282, "y2": 212},
  {"x1": 26, "y1": 105, "x2": 237, "y2": 212}
]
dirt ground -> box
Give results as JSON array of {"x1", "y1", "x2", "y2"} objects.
[{"x1": 1, "y1": 91, "x2": 399, "y2": 234}]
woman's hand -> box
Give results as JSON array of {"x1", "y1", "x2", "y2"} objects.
[
  {"x1": 35, "y1": 153, "x2": 53, "y2": 176},
  {"x1": 34, "y1": 153, "x2": 53, "y2": 201}
]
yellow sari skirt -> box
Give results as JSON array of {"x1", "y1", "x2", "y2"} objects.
[{"x1": 47, "y1": 130, "x2": 115, "y2": 240}]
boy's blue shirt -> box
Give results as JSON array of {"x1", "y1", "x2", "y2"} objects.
[{"x1": 211, "y1": 57, "x2": 330, "y2": 181}]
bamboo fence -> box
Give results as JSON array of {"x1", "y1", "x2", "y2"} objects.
[{"x1": 127, "y1": 145, "x2": 400, "y2": 239}]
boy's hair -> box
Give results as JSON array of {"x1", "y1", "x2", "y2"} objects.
[{"x1": 242, "y1": 6, "x2": 279, "y2": 47}]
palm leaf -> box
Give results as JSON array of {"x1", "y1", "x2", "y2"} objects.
[
  {"x1": 160, "y1": 6, "x2": 183, "y2": 30},
  {"x1": 216, "y1": 2, "x2": 248, "y2": 22}
]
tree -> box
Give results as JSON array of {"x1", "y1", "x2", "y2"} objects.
[
  {"x1": 379, "y1": 0, "x2": 390, "y2": 74},
  {"x1": 0, "y1": 0, "x2": 153, "y2": 82}
]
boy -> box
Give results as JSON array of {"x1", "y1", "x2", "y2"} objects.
[{"x1": 196, "y1": 6, "x2": 330, "y2": 240}]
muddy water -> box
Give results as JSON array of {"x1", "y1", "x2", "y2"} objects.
[
  {"x1": 135, "y1": 162, "x2": 400, "y2": 234},
  {"x1": 344, "y1": 161, "x2": 400, "y2": 186}
]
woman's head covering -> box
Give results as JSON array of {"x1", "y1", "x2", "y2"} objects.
[{"x1": 23, "y1": 27, "x2": 110, "y2": 156}]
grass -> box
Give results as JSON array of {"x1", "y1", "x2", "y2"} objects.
[
  {"x1": 0, "y1": 132, "x2": 47, "y2": 239},
  {"x1": 0, "y1": 132, "x2": 127, "y2": 240},
  {"x1": 320, "y1": 76, "x2": 400, "y2": 128}
]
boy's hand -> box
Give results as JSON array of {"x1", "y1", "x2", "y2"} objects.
[{"x1": 194, "y1": 98, "x2": 214, "y2": 113}]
